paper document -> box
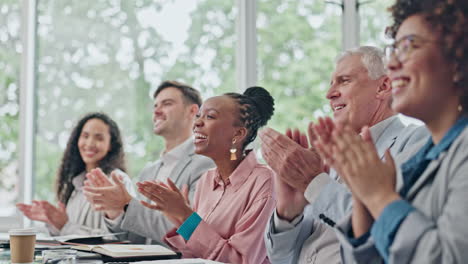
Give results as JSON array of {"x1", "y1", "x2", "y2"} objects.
[
  {"x1": 37, "y1": 232, "x2": 126, "y2": 244},
  {"x1": 72, "y1": 244, "x2": 177, "y2": 258},
  {"x1": 136, "y1": 259, "x2": 225, "y2": 264}
]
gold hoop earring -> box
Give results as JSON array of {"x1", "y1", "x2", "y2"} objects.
[{"x1": 230, "y1": 139, "x2": 237, "y2": 161}]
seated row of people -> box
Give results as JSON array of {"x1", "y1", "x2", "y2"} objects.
[
  {"x1": 264, "y1": 0, "x2": 468, "y2": 263},
  {"x1": 17, "y1": 0, "x2": 468, "y2": 263}
]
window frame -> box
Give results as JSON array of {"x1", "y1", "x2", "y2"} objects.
[{"x1": 1, "y1": 0, "x2": 360, "y2": 231}]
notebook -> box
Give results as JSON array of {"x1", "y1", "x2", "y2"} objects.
[
  {"x1": 138, "y1": 259, "x2": 225, "y2": 264},
  {"x1": 36, "y1": 232, "x2": 126, "y2": 245},
  {"x1": 0, "y1": 232, "x2": 122, "y2": 248},
  {"x1": 72, "y1": 244, "x2": 178, "y2": 259}
]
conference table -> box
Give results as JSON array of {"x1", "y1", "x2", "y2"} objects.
[
  {"x1": 0, "y1": 247, "x2": 223, "y2": 264},
  {"x1": 0, "y1": 232, "x2": 223, "y2": 264},
  {"x1": 0, "y1": 233, "x2": 181, "y2": 263},
  {"x1": 0, "y1": 247, "x2": 103, "y2": 263}
]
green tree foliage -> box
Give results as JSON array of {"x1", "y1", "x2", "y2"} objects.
[
  {"x1": 1, "y1": 0, "x2": 396, "y2": 203},
  {"x1": 0, "y1": 0, "x2": 21, "y2": 206},
  {"x1": 35, "y1": 0, "x2": 173, "y2": 199},
  {"x1": 257, "y1": 0, "x2": 341, "y2": 132},
  {"x1": 360, "y1": 0, "x2": 395, "y2": 46},
  {"x1": 163, "y1": 0, "x2": 236, "y2": 96},
  {"x1": 166, "y1": 0, "x2": 340, "y2": 133}
]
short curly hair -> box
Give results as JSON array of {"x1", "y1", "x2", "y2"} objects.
[{"x1": 387, "y1": 0, "x2": 468, "y2": 110}]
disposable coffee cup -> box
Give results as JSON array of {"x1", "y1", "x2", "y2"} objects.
[{"x1": 9, "y1": 228, "x2": 37, "y2": 264}]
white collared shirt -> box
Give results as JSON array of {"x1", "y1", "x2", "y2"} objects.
[
  {"x1": 367, "y1": 115, "x2": 399, "y2": 143},
  {"x1": 156, "y1": 137, "x2": 193, "y2": 183}
]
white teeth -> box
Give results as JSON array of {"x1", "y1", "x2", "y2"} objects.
[
  {"x1": 334, "y1": 105, "x2": 344, "y2": 111},
  {"x1": 194, "y1": 133, "x2": 207, "y2": 139},
  {"x1": 154, "y1": 120, "x2": 162, "y2": 125},
  {"x1": 392, "y1": 79, "x2": 409, "y2": 88}
]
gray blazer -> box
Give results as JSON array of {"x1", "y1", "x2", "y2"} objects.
[
  {"x1": 265, "y1": 117, "x2": 429, "y2": 264},
  {"x1": 107, "y1": 140, "x2": 215, "y2": 245},
  {"x1": 336, "y1": 126, "x2": 468, "y2": 264}
]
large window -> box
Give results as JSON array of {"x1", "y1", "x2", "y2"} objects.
[
  {"x1": 164, "y1": 0, "x2": 236, "y2": 97},
  {"x1": 360, "y1": 0, "x2": 394, "y2": 47},
  {"x1": 34, "y1": 0, "x2": 235, "y2": 201},
  {"x1": 0, "y1": 0, "x2": 21, "y2": 217},
  {"x1": 257, "y1": 0, "x2": 341, "y2": 131},
  {"x1": 1, "y1": 0, "x2": 401, "y2": 229}
]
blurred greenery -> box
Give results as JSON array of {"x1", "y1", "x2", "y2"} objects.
[
  {"x1": 0, "y1": 0, "x2": 394, "y2": 205},
  {"x1": 34, "y1": 0, "x2": 173, "y2": 200},
  {"x1": 0, "y1": 0, "x2": 21, "y2": 210},
  {"x1": 257, "y1": 0, "x2": 340, "y2": 132}
]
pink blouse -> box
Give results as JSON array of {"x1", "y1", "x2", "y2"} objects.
[{"x1": 164, "y1": 151, "x2": 276, "y2": 264}]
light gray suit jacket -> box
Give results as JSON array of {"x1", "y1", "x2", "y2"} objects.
[
  {"x1": 336, "y1": 126, "x2": 468, "y2": 264},
  {"x1": 107, "y1": 140, "x2": 215, "y2": 245},
  {"x1": 265, "y1": 117, "x2": 429, "y2": 264}
]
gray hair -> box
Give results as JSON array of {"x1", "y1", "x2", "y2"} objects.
[{"x1": 336, "y1": 46, "x2": 386, "y2": 80}]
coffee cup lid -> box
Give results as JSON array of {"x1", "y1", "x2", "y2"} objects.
[{"x1": 8, "y1": 228, "x2": 36, "y2": 236}]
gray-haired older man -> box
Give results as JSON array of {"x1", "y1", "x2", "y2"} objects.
[{"x1": 261, "y1": 46, "x2": 427, "y2": 263}]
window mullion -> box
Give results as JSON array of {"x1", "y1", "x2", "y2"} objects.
[
  {"x1": 18, "y1": 0, "x2": 38, "y2": 228},
  {"x1": 236, "y1": 0, "x2": 257, "y2": 92}
]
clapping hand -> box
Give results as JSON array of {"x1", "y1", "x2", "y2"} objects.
[
  {"x1": 137, "y1": 179, "x2": 193, "y2": 227},
  {"x1": 16, "y1": 200, "x2": 68, "y2": 230},
  {"x1": 83, "y1": 168, "x2": 132, "y2": 219},
  {"x1": 313, "y1": 120, "x2": 400, "y2": 218},
  {"x1": 260, "y1": 126, "x2": 325, "y2": 193}
]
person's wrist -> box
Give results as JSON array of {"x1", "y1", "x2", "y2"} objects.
[
  {"x1": 365, "y1": 191, "x2": 400, "y2": 219},
  {"x1": 297, "y1": 170, "x2": 324, "y2": 193},
  {"x1": 54, "y1": 217, "x2": 67, "y2": 231},
  {"x1": 178, "y1": 207, "x2": 194, "y2": 226},
  {"x1": 310, "y1": 169, "x2": 325, "y2": 181},
  {"x1": 105, "y1": 210, "x2": 124, "y2": 220},
  {"x1": 352, "y1": 195, "x2": 366, "y2": 210},
  {"x1": 121, "y1": 191, "x2": 132, "y2": 209}
]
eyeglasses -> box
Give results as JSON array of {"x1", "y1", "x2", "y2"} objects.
[{"x1": 384, "y1": 34, "x2": 438, "y2": 63}]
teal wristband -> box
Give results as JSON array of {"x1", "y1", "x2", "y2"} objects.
[{"x1": 176, "y1": 212, "x2": 202, "y2": 241}]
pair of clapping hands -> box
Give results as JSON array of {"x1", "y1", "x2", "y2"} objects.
[
  {"x1": 260, "y1": 117, "x2": 398, "y2": 219},
  {"x1": 83, "y1": 170, "x2": 193, "y2": 227}
]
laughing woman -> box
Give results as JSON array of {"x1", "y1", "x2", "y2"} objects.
[
  {"x1": 314, "y1": 0, "x2": 468, "y2": 263},
  {"x1": 137, "y1": 87, "x2": 275, "y2": 264},
  {"x1": 17, "y1": 112, "x2": 134, "y2": 236}
]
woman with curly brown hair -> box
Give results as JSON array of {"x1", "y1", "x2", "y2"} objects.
[
  {"x1": 17, "y1": 112, "x2": 134, "y2": 236},
  {"x1": 313, "y1": 0, "x2": 468, "y2": 263}
]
